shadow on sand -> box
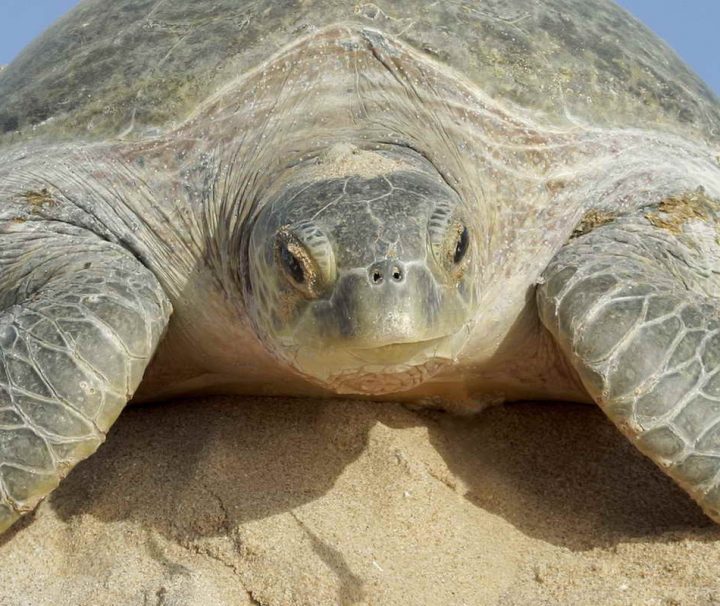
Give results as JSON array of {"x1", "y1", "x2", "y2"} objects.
[{"x1": 31, "y1": 396, "x2": 716, "y2": 552}]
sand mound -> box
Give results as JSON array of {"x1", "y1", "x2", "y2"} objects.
[{"x1": 0, "y1": 397, "x2": 718, "y2": 605}]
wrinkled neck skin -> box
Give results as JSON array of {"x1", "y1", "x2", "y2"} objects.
[{"x1": 2, "y1": 25, "x2": 719, "y2": 411}]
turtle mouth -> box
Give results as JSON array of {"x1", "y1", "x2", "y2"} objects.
[
  {"x1": 346, "y1": 336, "x2": 450, "y2": 364},
  {"x1": 326, "y1": 356, "x2": 453, "y2": 395},
  {"x1": 280, "y1": 329, "x2": 470, "y2": 396}
]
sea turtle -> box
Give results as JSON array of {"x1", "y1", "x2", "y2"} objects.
[{"x1": 0, "y1": 0, "x2": 719, "y2": 535}]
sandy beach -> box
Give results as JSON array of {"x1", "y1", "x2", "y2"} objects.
[{"x1": 0, "y1": 396, "x2": 718, "y2": 605}]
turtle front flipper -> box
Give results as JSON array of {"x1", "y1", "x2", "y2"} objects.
[
  {"x1": 0, "y1": 224, "x2": 171, "y2": 532},
  {"x1": 537, "y1": 195, "x2": 720, "y2": 521}
]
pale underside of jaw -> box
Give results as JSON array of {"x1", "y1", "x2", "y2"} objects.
[
  {"x1": 345, "y1": 336, "x2": 450, "y2": 364},
  {"x1": 283, "y1": 331, "x2": 467, "y2": 395}
]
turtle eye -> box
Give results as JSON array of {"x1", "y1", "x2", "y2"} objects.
[
  {"x1": 428, "y1": 203, "x2": 470, "y2": 279},
  {"x1": 275, "y1": 226, "x2": 334, "y2": 298},
  {"x1": 279, "y1": 241, "x2": 305, "y2": 285},
  {"x1": 453, "y1": 225, "x2": 469, "y2": 264}
]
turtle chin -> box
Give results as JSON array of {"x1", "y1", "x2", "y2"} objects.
[{"x1": 283, "y1": 330, "x2": 468, "y2": 396}]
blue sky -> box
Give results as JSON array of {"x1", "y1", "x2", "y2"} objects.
[{"x1": 0, "y1": 1, "x2": 718, "y2": 95}]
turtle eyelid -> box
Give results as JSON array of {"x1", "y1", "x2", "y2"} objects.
[
  {"x1": 275, "y1": 224, "x2": 337, "y2": 297},
  {"x1": 453, "y1": 225, "x2": 470, "y2": 264},
  {"x1": 275, "y1": 229, "x2": 320, "y2": 298},
  {"x1": 278, "y1": 240, "x2": 306, "y2": 285},
  {"x1": 427, "y1": 202, "x2": 469, "y2": 275}
]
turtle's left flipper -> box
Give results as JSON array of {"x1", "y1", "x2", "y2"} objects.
[
  {"x1": 537, "y1": 196, "x2": 720, "y2": 521},
  {"x1": 0, "y1": 224, "x2": 171, "y2": 532}
]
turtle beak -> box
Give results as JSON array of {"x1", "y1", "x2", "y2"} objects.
[{"x1": 308, "y1": 260, "x2": 447, "y2": 348}]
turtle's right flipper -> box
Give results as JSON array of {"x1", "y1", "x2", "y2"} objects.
[
  {"x1": 0, "y1": 223, "x2": 171, "y2": 532},
  {"x1": 537, "y1": 205, "x2": 720, "y2": 521}
]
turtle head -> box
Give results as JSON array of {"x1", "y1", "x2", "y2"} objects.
[{"x1": 246, "y1": 146, "x2": 478, "y2": 395}]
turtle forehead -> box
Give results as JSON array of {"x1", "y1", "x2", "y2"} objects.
[{"x1": 265, "y1": 170, "x2": 459, "y2": 266}]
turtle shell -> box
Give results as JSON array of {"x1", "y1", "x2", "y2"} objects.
[{"x1": 0, "y1": 0, "x2": 717, "y2": 145}]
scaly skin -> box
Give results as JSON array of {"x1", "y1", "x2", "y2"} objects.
[
  {"x1": 0, "y1": 223, "x2": 170, "y2": 531},
  {"x1": 538, "y1": 201, "x2": 720, "y2": 521}
]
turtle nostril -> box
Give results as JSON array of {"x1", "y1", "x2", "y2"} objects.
[{"x1": 369, "y1": 262, "x2": 404, "y2": 284}]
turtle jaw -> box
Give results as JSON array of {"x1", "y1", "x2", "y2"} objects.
[
  {"x1": 280, "y1": 328, "x2": 470, "y2": 396},
  {"x1": 326, "y1": 357, "x2": 454, "y2": 396},
  {"x1": 347, "y1": 336, "x2": 449, "y2": 363},
  {"x1": 275, "y1": 263, "x2": 476, "y2": 395}
]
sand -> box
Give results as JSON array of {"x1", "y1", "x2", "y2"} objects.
[{"x1": 0, "y1": 397, "x2": 718, "y2": 606}]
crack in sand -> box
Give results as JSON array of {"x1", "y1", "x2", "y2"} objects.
[
  {"x1": 175, "y1": 538, "x2": 266, "y2": 606},
  {"x1": 146, "y1": 482, "x2": 266, "y2": 606},
  {"x1": 290, "y1": 511, "x2": 367, "y2": 604},
  {"x1": 426, "y1": 466, "x2": 461, "y2": 492}
]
